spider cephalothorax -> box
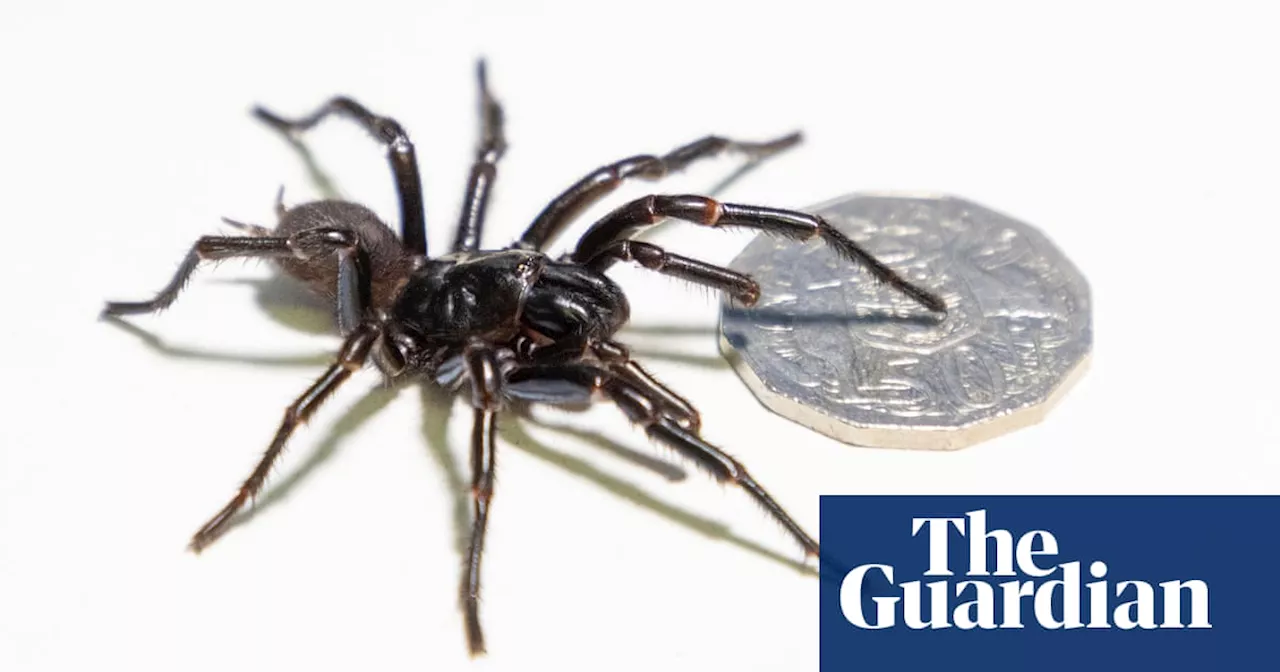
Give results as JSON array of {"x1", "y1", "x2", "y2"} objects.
[{"x1": 102, "y1": 59, "x2": 946, "y2": 656}]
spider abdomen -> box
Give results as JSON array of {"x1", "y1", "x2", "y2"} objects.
[{"x1": 273, "y1": 200, "x2": 417, "y2": 311}]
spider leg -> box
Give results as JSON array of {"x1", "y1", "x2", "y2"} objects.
[
  {"x1": 571, "y1": 195, "x2": 948, "y2": 314},
  {"x1": 460, "y1": 341, "x2": 504, "y2": 657},
  {"x1": 504, "y1": 363, "x2": 818, "y2": 558},
  {"x1": 188, "y1": 325, "x2": 377, "y2": 552},
  {"x1": 514, "y1": 132, "x2": 801, "y2": 252},
  {"x1": 102, "y1": 236, "x2": 292, "y2": 317},
  {"x1": 462, "y1": 408, "x2": 497, "y2": 657},
  {"x1": 254, "y1": 97, "x2": 429, "y2": 256},
  {"x1": 599, "y1": 371, "x2": 820, "y2": 558},
  {"x1": 580, "y1": 239, "x2": 761, "y2": 306},
  {"x1": 591, "y1": 341, "x2": 702, "y2": 432},
  {"x1": 451, "y1": 59, "x2": 507, "y2": 253},
  {"x1": 101, "y1": 228, "x2": 371, "y2": 335}
]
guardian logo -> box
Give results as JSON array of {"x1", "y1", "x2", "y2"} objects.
[
  {"x1": 818, "y1": 496, "x2": 1279, "y2": 671},
  {"x1": 841, "y1": 510, "x2": 1210, "y2": 631}
]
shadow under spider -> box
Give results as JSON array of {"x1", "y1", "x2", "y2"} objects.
[
  {"x1": 498, "y1": 417, "x2": 815, "y2": 576},
  {"x1": 272, "y1": 131, "x2": 345, "y2": 203},
  {"x1": 215, "y1": 368, "x2": 814, "y2": 576},
  {"x1": 622, "y1": 345, "x2": 728, "y2": 370},
  {"x1": 107, "y1": 315, "x2": 819, "y2": 574},
  {"x1": 101, "y1": 315, "x2": 333, "y2": 368}
]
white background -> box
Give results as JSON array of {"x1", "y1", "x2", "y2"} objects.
[{"x1": 2, "y1": 2, "x2": 1277, "y2": 670}]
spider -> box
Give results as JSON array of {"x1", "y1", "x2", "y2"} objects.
[{"x1": 101, "y1": 59, "x2": 946, "y2": 656}]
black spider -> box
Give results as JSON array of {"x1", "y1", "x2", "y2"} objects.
[{"x1": 101, "y1": 60, "x2": 946, "y2": 656}]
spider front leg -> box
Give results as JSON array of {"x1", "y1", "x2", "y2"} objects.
[
  {"x1": 515, "y1": 132, "x2": 802, "y2": 251},
  {"x1": 461, "y1": 340, "x2": 504, "y2": 656},
  {"x1": 572, "y1": 195, "x2": 948, "y2": 314},
  {"x1": 254, "y1": 97, "x2": 429, "y2": 256},
  {"x1": 102, "y1": 236, "x2": 293, "y2": 317},
  {"x1": 188, "y1": 324, "x2": 377, "y2": 552},
  {"x1": 101, "y1": 228, "x2": 371, "y2": 336}
]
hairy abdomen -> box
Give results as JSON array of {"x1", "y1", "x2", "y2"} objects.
[{"x1": 272, "y1": 200, "x2": 417, "y2": 311}]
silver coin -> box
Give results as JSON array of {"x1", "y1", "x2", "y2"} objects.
[{"x1": 718, "y1": 193, "x2": 1091, "y2": 451}]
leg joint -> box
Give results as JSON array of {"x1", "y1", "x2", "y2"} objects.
[
  {"x1": 471, "y1": 482, "x2": 494, "y2": 504},
  {"x1": 613, "y1": 155, "x2": 666, "y2": 182},
  {"x1": 288, "y1": 228, "x2": 359, "y2": 259},
  {"x1": 626, "y1": 241, "x2": 666, "y2": 269}
]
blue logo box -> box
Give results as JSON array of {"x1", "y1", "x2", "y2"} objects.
[{"x1": 818, "y1": 496, "x2": 1280, "y2": 670}]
